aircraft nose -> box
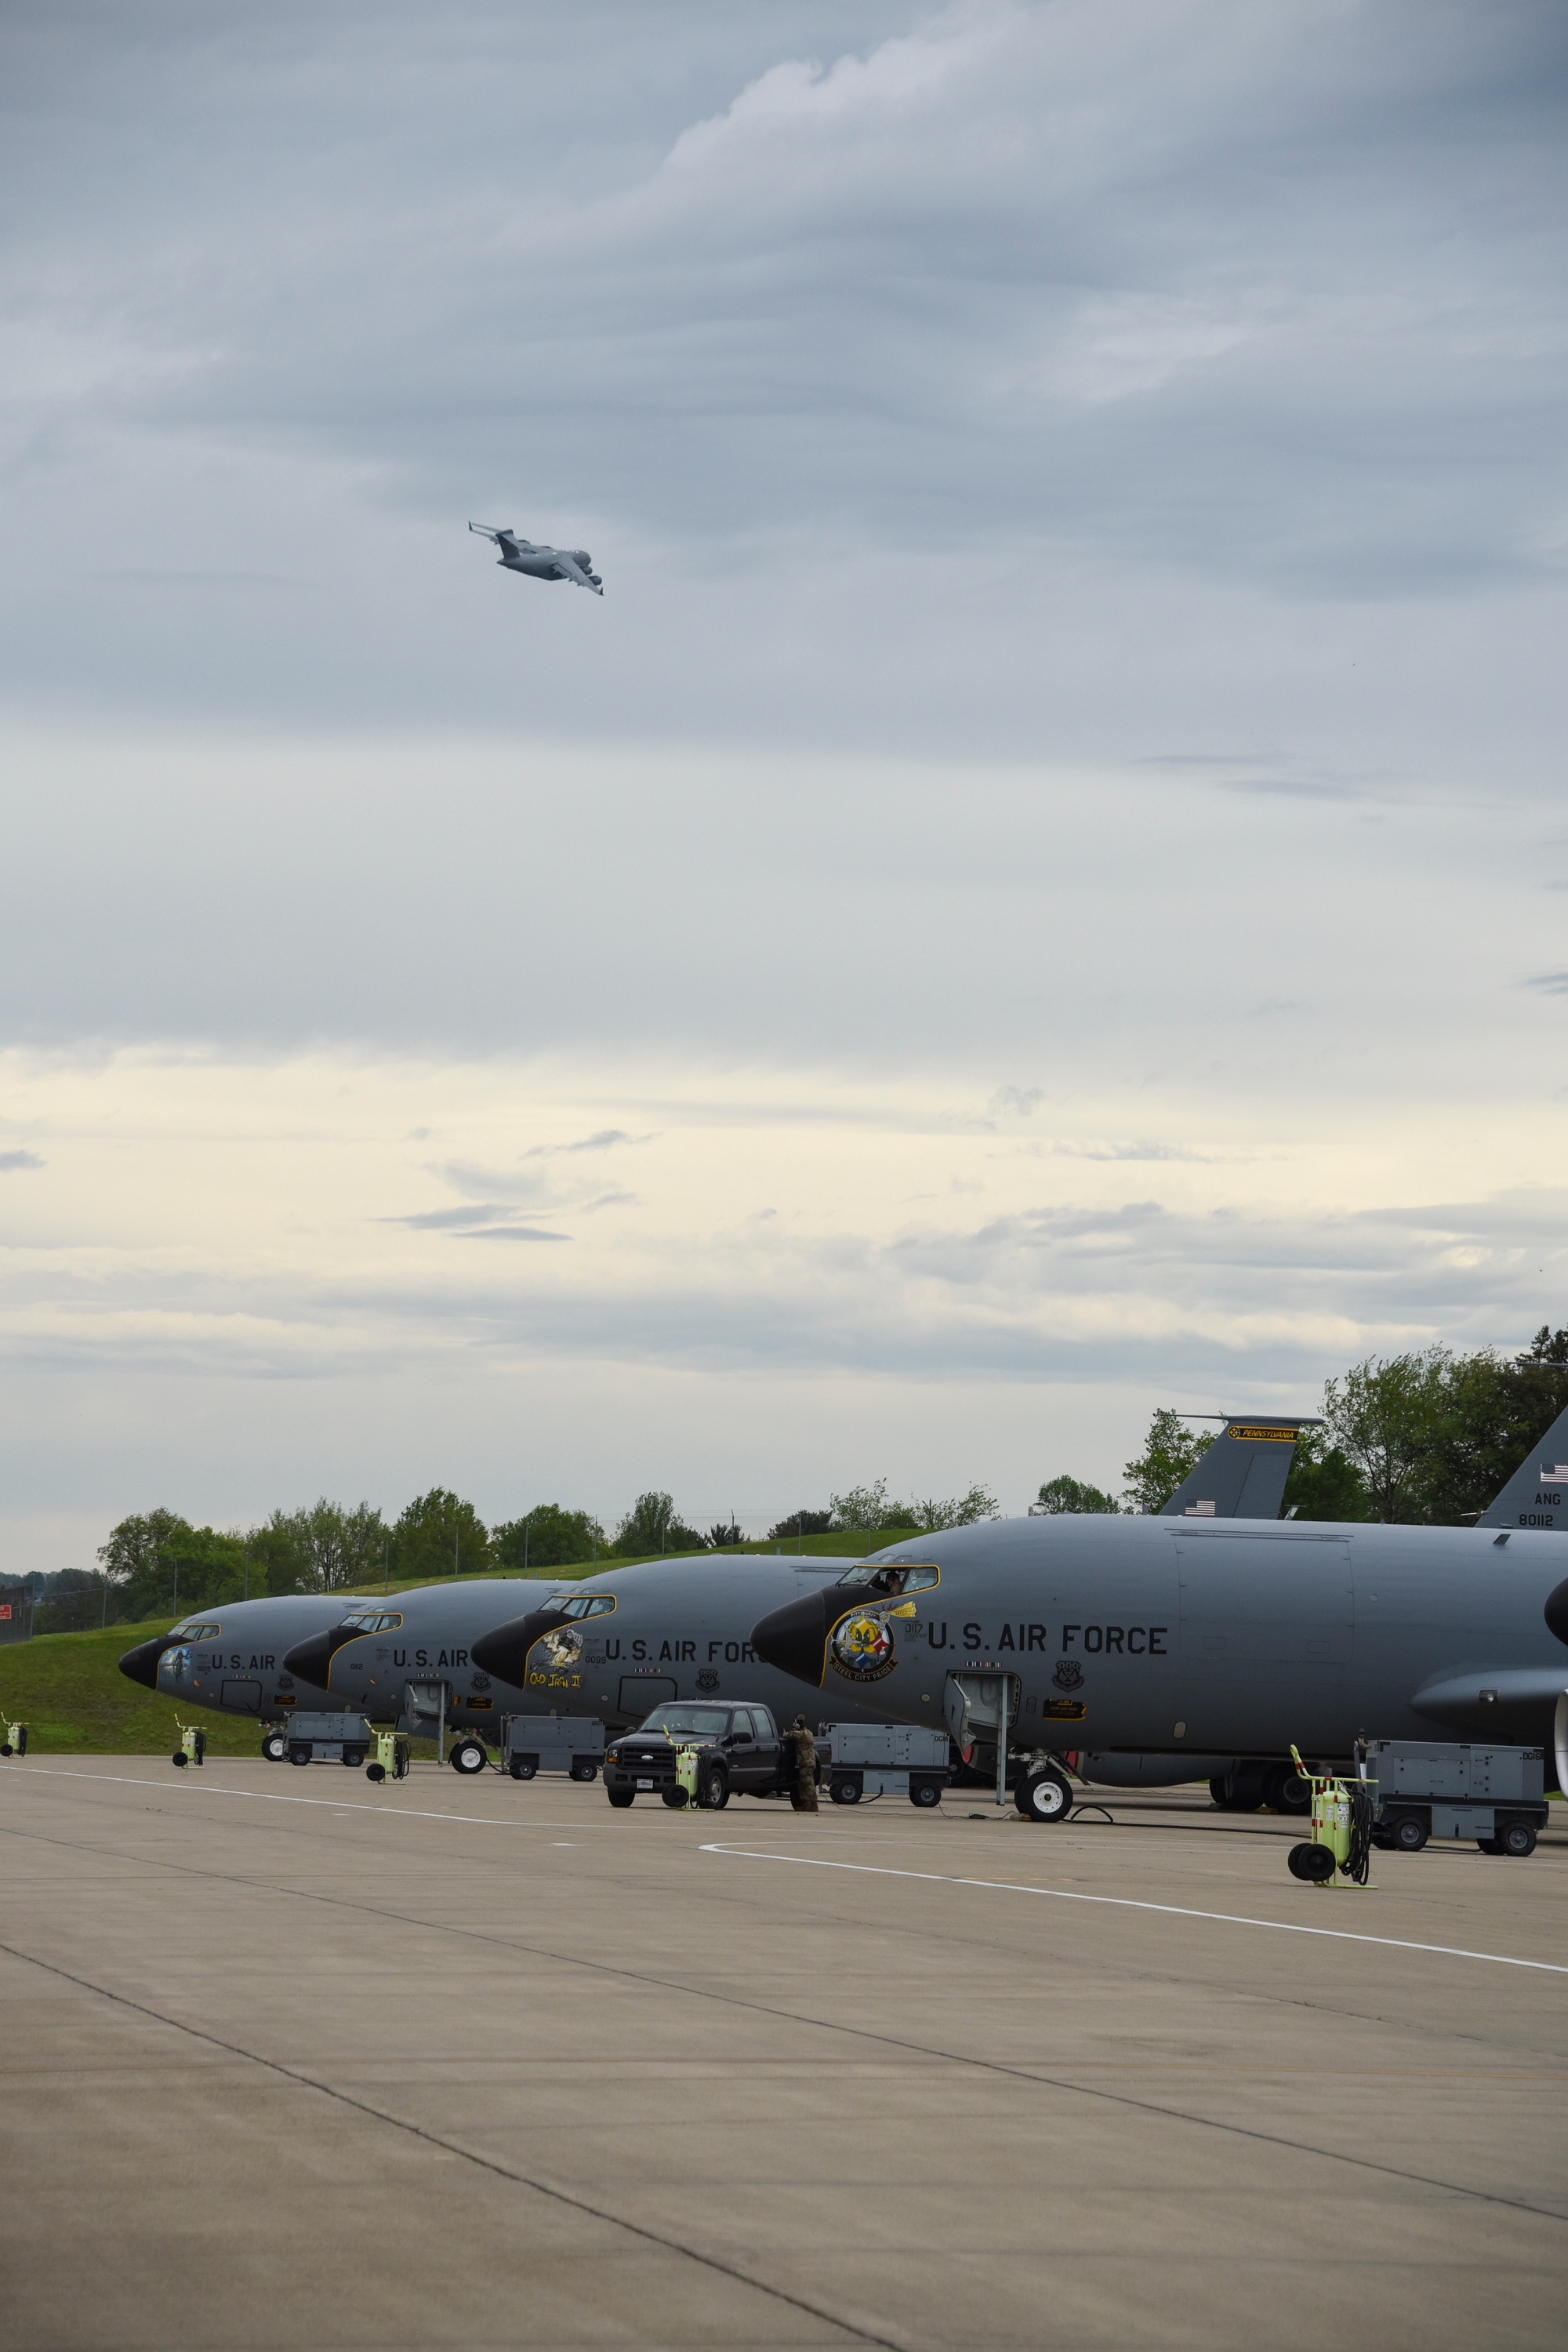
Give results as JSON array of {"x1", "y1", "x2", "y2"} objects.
[
  {"x1": 470, "y1": 1609, "x2": 566, "y2": 1685},
  {"x1": 282, "y1": 1627, "x2": 356, "y2": 1687},
  {"x1": 750, "y1": 1589, "x2": 848, "y2": 1689},
  {"x1": 1546, "y1": 1577, "x2": 1568, "y2": 1647},
  {"x1": 118, "y1": 1634, "x2": 176, "y2": 1690}
]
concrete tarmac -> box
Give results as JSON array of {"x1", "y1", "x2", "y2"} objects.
[{"x1": 2, "y1": 1756, "x2": 1564, "y2": 2351}]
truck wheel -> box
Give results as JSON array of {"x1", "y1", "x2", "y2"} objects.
[
  {"x1": 607, "y1": 1788, "x2": 634, "y2": 1808},
  {"x1": 1287, "y1": 1842, "x2": 1335, "y2": 1882},
  {"x1": 342, "y1": 1748, "x2": 365, "y2": 1769},
  {"x1": 262, "y1": 1731, "x2": 289, "y2": 1762},
  {"x1": 449, "y1": 1739, "x2": 488, "y2": 1775},
  {"x1": 829, "y1": 1775, "x2": 861, "y2": 1806},
  {"x1": 909, "y1": 1780, "x2": 942, "y2": 1808},
  {"x1": 1017, "y1": 1766, "x2": 1073, "y2": 1823},
  {"x1": 699, "y1": 1766, "x2": 729, "y2": 1810},
  {"x1": 509, "y1": 1758, "x2": 537, "y2": 1780},
  {"x1": 1500, "y1": 1820, "x2": 1537, "y2": 1857},
  {"x1": 1389, "y1": 1812, "x2": 1428, "y2": 1852},
  {"x1": 365, "y1": 1762, "x2": 386, "y2": 1783},
  {"x1": 289, "y1": 1744, "x2": 312, "y2": 1766},
  {"x1": 569, "y1": 1761, "x2": 599, "y2": 1784},
  {"x1": 661, "y1": 1787, "x2": 688, "y2": 1809}
]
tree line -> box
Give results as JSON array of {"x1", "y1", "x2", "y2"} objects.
[
  {"x1": 33, "y1": 1477, "x2": 1002, "y2": 1629},
  {"x1": 1036, "y1": 1326, "x2": 1568, "y2": 1523},
  {"x1": 29, "y1": 1326, "x2": 1564, "y2": 1631}
]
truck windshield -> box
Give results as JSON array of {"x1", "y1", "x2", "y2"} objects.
[
  {"x1": 838, "y1": 1564, "x2": 938, "y2": 1595},
  {"x1": 639, "y1": 1706, "x2": 732, "y2": 1737}
]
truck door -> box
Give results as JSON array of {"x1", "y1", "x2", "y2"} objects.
[
  {"x1": 944, "y1": 1671, "x2": 1022, "y2": 1765},
  {"x1": 747, "y1": 1708, "x2": 782, "y2": 1785}
]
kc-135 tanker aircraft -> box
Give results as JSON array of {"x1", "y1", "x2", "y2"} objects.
[
  {"x1": 747, "y1": 1496, "x2": 1568, "y2": 1822},
  {"x1": 272, "y1": 1417, "x2": 1314, "y2": 1765}
]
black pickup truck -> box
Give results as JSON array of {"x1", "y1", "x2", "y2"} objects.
[{"x1": 603, "y1": 1701, "x2": 804, "y2": 1809}]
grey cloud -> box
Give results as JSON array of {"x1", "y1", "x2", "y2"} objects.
[
  {"x1": 0, "y1": 1150, "x2": 44, "y2": 1171},
  {"x1": 381, "y1": 1203, "x2": 521, "y2": 1230},
  {"x1": 523, "y1": 1129, "x2": 652, "y2": 1158},
  {"x1": 452, "y1": 1225, "x2": 571, "y2": 1243},
  {"x1": 1523, "y1": 972, "x2": 1568, "y2": 996}
]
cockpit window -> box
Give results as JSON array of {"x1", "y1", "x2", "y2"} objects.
[
  {"x1": 546, "y1": 1594, "x2": 615, "y2": 1619},
  {"x1": 339, "y1": 1611, "x2": 402, "y2": 1634},
  {"x1": 638, "y1": 1705, "x2": 731, "y2": 1737},
  {"x1": 839, "y1": 1564, "x2": 939, "y2": 1595},
  {"x1": 169, "y1": 1621, "x2": 221, "y2": 1640}
]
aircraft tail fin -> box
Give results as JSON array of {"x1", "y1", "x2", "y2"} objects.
[
  {"x1": 1159, "y1": 1417, "x2": 1317, "y2": 1521},
  {"x1": 1476, "y1": 1402, "x2": 1568, "y2": 1530}
]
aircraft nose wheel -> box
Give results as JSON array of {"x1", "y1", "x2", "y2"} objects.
[
  {"x1": 449, "y1": 1739, "x2": 488, "y2": 1775},
  {"x1": 1016, "y1": 1766, "x2": 1073, "y2": 1822}
]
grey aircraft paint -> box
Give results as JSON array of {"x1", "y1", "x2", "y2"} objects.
[
  {"x1": 118, "y1": 1593, "x2": 357, "y2": 1720},
  {"x1": 468, "y1": 521, "x2": 603, "y2": 593},
  {"x1": 749, "y1": 1515, "x2": 1568, "y2": 1790},
  {"x1": 1156, "y1": 1416, "x2": 1317, "y2": 1521},
  {"x1": 1477, "y1": 1398, "x2": 1568, "y2": 1531}
]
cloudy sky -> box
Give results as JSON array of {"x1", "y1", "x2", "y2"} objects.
[{"x1": 2, "y1": 0, "x2": 1566, "y2": 1566}]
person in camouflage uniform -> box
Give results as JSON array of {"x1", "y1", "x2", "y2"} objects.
[{"x1": 785, "y1": 1715, "x2": 818, "y2": 1813}]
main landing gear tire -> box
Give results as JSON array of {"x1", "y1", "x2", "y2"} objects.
[
  {"x1": 449, "y1": 1739, "x2": 488, "y2": 1776},
  {"x1": 829, "y1": 1776, "x2": 862, "y2": 1806},
  {"x1": 1016, "y1": 1766, "x2": 1073, "y2": 1823},
  {"x1": 606, "y1": 1788, "x2": 635, "y2": 1808},
  {"x1": 1287, "y1": 1842, "x2": 1336, "y2": 1882},
  {"x1": 1210, "y1": 1766, "x2": 1265, "y2": 1813},
  {"x1": 699, "y1": 1766, "x2": 729, "y2": 1811},
  {"x1": 661, "y1": 1786, "x2": 688, "y2": 1809},
  {"x1": 262, "y1": 1731, "x2": 289, "y2": 1762},
  {"x1": 1262, "y1": 1761, "x2": 1312, "y2": 1816}
]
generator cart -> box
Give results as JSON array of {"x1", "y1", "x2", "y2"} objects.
[
  {"x1": 825, "y1": 1723, "x2": 950, "y2": 1808},
  {"x1": 284, "y1": 1711, "x2": 372, "y2": 1768},
  {"x1": 501, "y1": 1714, "x2": 604, "y2": 1783},
  {"x1": 1363, "y1": 1740, "x2": 1548, "y2": 1857}
]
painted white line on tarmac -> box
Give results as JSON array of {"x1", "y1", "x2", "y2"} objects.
[
  {"x1": 702, "y1": 1844, "x2": 1568, "y2": 1976},
  {"x1": 4, "y1": 1764, "x2": 567, "y2": 1829}
]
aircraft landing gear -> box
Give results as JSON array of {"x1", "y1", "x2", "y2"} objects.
[
  {"x1": 449, "y1": 1737, "x2": 488, "y2": 1775},
  {"x1": 1015, "y1": 1765, "x2": 1073, "y2": 1823}
]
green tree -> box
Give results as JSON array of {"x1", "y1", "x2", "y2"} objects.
[
  {"x1": 492, "y1": 1505, "x2": 604, "y2": 1572},
  {"x1": 830, "y1": 1480, "x2": 909, "y2": 1533},
  {"x1": 97, "y1": 1508, "x2": 250, "y2": 1617},
  {"x1": 1279, "y1": 1428, "x2": 1370, "y2": 1523},
  {"x1": 612, "y1": 1491, "x2": 707, "y2": 1557},
  {"x1": 1033, "y1": 1474, "x2": 1123, "y2": 1515},
  {"x1": 909, "y1": 1483, "x2": 999, "y2": 1530},
  {"x1": 1322, "y1": 1349, "x2": 1453, "y2": 1522},
  {"x1": 256, "y1": 1499, "x2": 390, "y2": 1592},
  {"x1": 390, "y1": 1489, "x2": 490, "y2": 1581},
  {"x1": 767, "y1": 1508, "x2": 834, "y2": 1540},
  {"x1": 1121, "y1": 1410, "x2": 1210, "y2": 1515}
]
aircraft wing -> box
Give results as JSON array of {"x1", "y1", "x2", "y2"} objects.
[{"x1": 554, "y1": 552, "x2": 603, "y2": 595}]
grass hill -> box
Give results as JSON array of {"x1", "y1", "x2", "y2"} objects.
[{"x1": 0, "y1": 1532, "x2": 925, "y2": 1756}]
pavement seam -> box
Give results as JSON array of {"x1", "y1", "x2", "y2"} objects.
[
  {"x1": 0, "y1": 1934, "x2": 905, "y2": 2352},
  {"x1": 6, "y1": 1795, "x2": 1566, "y2": 2230}
]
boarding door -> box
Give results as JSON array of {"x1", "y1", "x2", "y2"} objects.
[
  {"x1": 944, "y1": 1671, "x2": 1022, "y2": 1806},
  {"x1": 405, "y1": 1679, "x2": 448, "y2": 1762}
]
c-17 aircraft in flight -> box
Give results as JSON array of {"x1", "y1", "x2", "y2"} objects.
[
  {"x1": 750, "y1": 1513, "x2": 1568, "y2": 1822},
  {"x1": 468, "y1": 521, "x2": 603, "y2": 593}
]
